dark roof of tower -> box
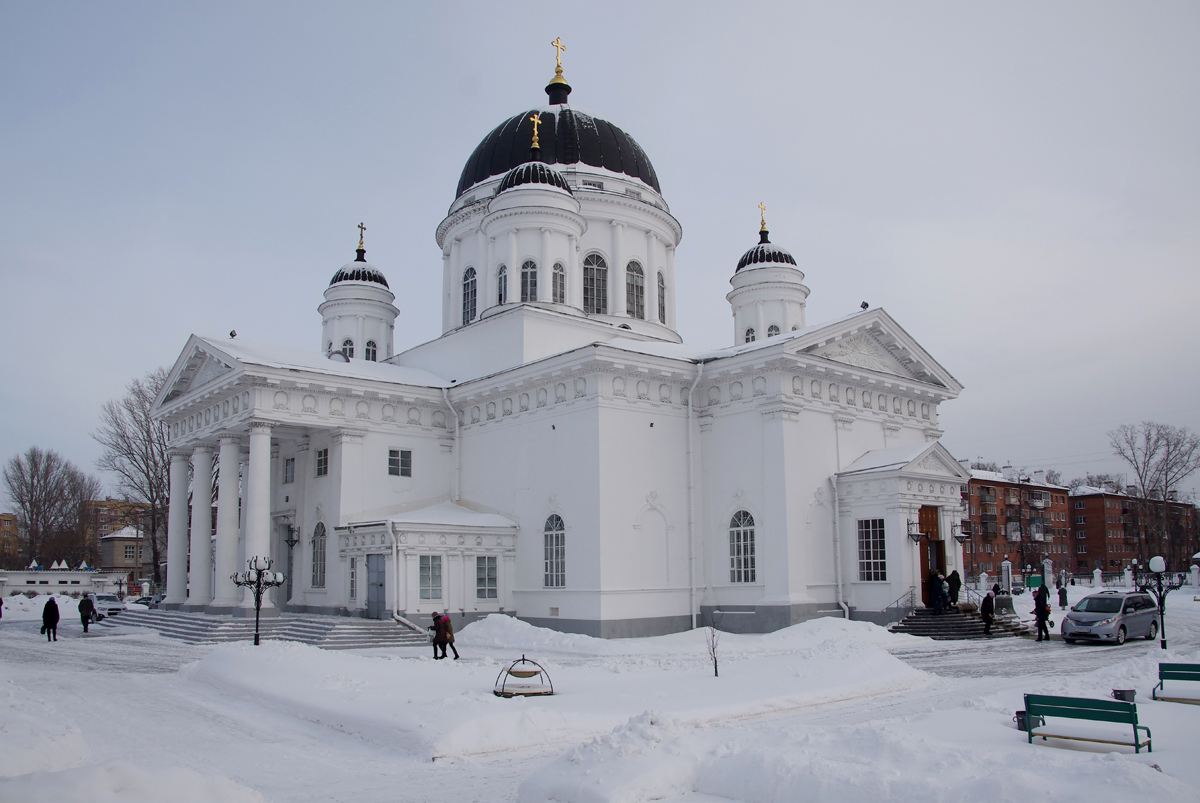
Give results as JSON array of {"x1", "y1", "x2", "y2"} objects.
[
  {"x1": 496, "y1": 161, "x2": 574, "y2": 195},
  {"x1": 457, "y1": 106, "x2": 661, "y2": 198},
  {"x1": 736, "y1": 229, "x2": 798, "y2": 272},
  {"x1": 330, "y1": 249, "x2": 390, "y2": 288}
]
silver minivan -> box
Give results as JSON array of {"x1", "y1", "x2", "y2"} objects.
[{"x1": 1061, "y1": 591, "x2": 1158, "y2": 645}]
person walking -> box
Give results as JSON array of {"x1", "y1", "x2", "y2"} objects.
[
  {"x1": 1057, "y1": 583, "x2": 1068, "y2": 611},
  {"x1": 429, "y1": 612, "x2": 449, "y2": 659},
  {"x1": 928, "y1": 571, "x2": 943, "y2": 615},
  {"x1": 78, "y1": 593, "x2": 96, "y2": 634},
  {"x1": 442, "y1": 613, "x2": 460, "y2": 660},
  {"x1": 1033, "y1": 583, "x2": 1051, "y2": 642},
  {"x1": 947, "y1": 570, "x2": 962, "y2": 608},
  {"x1": 981, "y1": 590, "x2": 995, "y2": 636},
  {"x1": 42, "y1": 596, "x2": 60, "y2": 642}
]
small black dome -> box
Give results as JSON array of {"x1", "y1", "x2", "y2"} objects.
[
  {"x1": 457, "y1": 107, "x2": 660, "y2": 198},
  {"x1": 736, "y1": 230, "x2": 798, "y2": 272},
  {"x1": 330, "y1": 249, "x2": 390, "y2": 288},
  {"x1": 497, "y1": 161, "x2": 574, "y2": 195}
]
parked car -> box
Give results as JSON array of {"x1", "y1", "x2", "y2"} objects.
[
  {"x1": 133, "y1": 594, "x2": 164, "y2": 609},
  {"x1": 1061, "y1": 590, "x2": 1158, "y2": 645},
  {"x1": 92, "y1": 593, "x2": 126, "y2": 616}
]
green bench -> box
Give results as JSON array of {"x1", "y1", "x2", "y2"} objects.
[
  {"x1": 1153, "y1": 663, "x2": 1200, "y2": 704},
  {"x1": 1023, "y1": 694, "x2": 1151, "y2": 753}
]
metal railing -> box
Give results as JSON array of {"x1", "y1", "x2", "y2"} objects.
[{"x1": 880, "y1": 586, "x2": 917, "y2": 624}]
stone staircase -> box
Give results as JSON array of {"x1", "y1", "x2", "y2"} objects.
[
  {"x1": 98, "y1": 609, "x2": 429, "y2": 649},
  {"x1": 888, "y1": 608, "x2": 1013, "y2": 640}
]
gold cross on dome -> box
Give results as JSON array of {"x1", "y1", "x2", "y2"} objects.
[
  {"x1": 551, "y1": 37, "x2": 566, "y2": 70},
  {"x1": 758, "y1": 202, "x2": 767, "y2": 230},
  {"x1": 357, "y1": 222, "x2": 366, "y2": 249},
  {"x1": 529, "y1": 112, "x2": 542, "y2": 149}
]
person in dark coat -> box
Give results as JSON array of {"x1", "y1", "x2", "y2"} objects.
[
  {"x1": 1033, "y1": 583, "x2": 1051, "y2": 642},
  {"x1": 981, "y1": 591, "x2": 995, "y2": 636},
  {"x1": 78, "y1": 593, "x2": 95, "y2": 634},
  {"x1": 928, "y1": 572, "x2": 943, "y2": 615},
  {"x1": 947, "y1": 570, "x2": 962, "y2": 607},
  {"x1": 992, "y1": 582, "x2": 1002, "y2": 597},
  {"x1": 1057, "y1": 584, "x2": 1069, "y2": 611},
  {"x1": 442, "y1": 614, "x2": 459, "y2": 660},
  {"x1": 429, "y1": 613, "x2": 449, "y2": 659},
  {"x1": 42, "y1": 597, "x2": 60, "y2": 642}
]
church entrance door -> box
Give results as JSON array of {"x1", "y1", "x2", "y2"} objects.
[
  {"x1": 366, "y1": 554, "x2": 386, "y2": 620},
  {"x1": 918, "y1": 505, "x2": 945, "y2": 607}
]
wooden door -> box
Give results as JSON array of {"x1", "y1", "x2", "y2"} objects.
[
  {"x1": 918, "y1": 505, "x2": 944, "y2": 606},
  {"x1": 366, "y1": 554, "x2": 386, "y2": 620}
]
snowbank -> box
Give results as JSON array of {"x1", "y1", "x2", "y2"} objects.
[
  {"x1": 2, "y1": 594, "x2": 81, "y2": 622},
  {"x1": 0, "y1": 672, "x2": 90, "y2": 777},
  {"x1": 0, "y1": 761, "x2": 265, "y2": 803}
]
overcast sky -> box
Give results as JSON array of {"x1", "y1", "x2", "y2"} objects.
[{"x1": 2, "y1": 1, "x2": 1198, "y2": 500}]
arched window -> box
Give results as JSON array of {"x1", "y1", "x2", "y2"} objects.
[
  {"x1": 326, "y1": 341, "x2": 333, "y2": 355},
  {"x1": 791, "y1": 325, "x2": 799, "y2": 331},
  {"x1": 583, "y1": 253, "x2": 608, "y2": 315},
  {"x1": 341, "y1": 339, "x2": 354, "y2": 359},
  {"x1": 497, "y1": 264, "x2": 508, "y2": 305},
  {"x1": 544, "y1": 514, "x2": 565, "y2": 587},
  {"x1": 552, "y1": 262, "x2": 565, "y2": 304},
  {"x1": 657, "y1": 271, "x2": 666, "y2": 324},
  {"x1": 462, "y1": 267, "x2": 477, "y2": 325},
  {"x1": 626, "y1": 261, "x2": 644, "y2": 319},
  {"x1": 729, "y1": 511, "x2": 756, "y2": 583},
  {"x1": 312, "y1": 522, "x2": 327, "y2": 588},
  {"x1": 365, "y1": 340, "x2": 377, "y2": 361},
  {"x1": 767, "y1": 325, "x2": 780, "y2": 338},
  {"x1": 521, "y1": 260, "x2": 538, "y2": 303},
  {"x1": 744, "y1": 328, "x2": 756, "y2": 343}
]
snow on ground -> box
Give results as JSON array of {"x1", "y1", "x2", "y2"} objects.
[
  {"x1": 1, "y1": 591, "x2": 1199, "y2": 802},
  {"x1": 2, "y1": 593, "x2": 82, "y2": 621}
]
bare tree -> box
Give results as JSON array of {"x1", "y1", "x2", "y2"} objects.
[
  {"x1": 970, "y1": 460, "x2": 999, "y2": 472},
  {"x1": 3, "y1": 447, "x2": 102, "y2": 567},
  {"x1": 1044, "y1": 469, "x2": 1063, "y2": 487},
  {"x1": 1067, "y1": 472, "x2": 1125, "y2": 492},
  {"x1": 704, "y1": 610, "x2": 723, "y2": 677},
  {"x1": 92, "y1": 367, "x2": 171, "y2": 584},
  {"x1": 1109, "y1": 422, "x2": 1200, "y2": 567}
]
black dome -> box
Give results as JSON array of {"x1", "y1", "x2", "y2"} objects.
[
  {"x1": 736, "y1": 230, "x2": 798, "y2": 272},
  {"x1": 497, "y1": 161, "x2": 574, "y2": 195},
  {"x1": 457, "y1": 107, "x2": 661, "y2": 198},
  {"x1": 330, "y1": 249, "x2": 390, "y2": 288}
]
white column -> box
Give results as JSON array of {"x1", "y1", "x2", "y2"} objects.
[
  {"x1": 611, "y1": 221, "x2": 625, "y2": 316},
  {"x1": 568, "y1": 234, "x2": 582, "y2": 308},
  {"x1": 666, "y1": 245, "x2": 677, "y2": 328},
  {"x1": 164, "y1": 449, "x2": 191, "y2": 607},
  {"x1": 476, "y1": 229, "x2": 488, "y2": 311},
  {"x1": 645, "y1": 231, "x2": 658, "y2": 324},
  {"x1": 241, "y1": 421, "x2": 275, "y2": 612},
  {"x1": 539, "y1": 228, "x2": 551, "y2": 302},
  {"x1": 441, "y1": 249, "x2": 452, "y2": 331},
  {"x1": 186, "y1": 445, "x2": 214, "y2": 609},
  {"x1": 209, "y1": 434, "x2": 242, "y2": 610},
  {"x1": 755, "y1": 305, "x2": 766, "y2": 342},
  {"x1": 507, "y1": 231, "x2": 519, "y2": 301}
]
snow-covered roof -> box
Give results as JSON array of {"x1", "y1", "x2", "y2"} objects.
[
  {"x1": 196, "y1": 335, "x2": 448, "y2": 389},
  {"x1": 839, "y1": 442, "x2": 937, "y2": 476},
  {"x1": 346, "y1": 501, "x2": 517, "y2": 531},
  {"x1": 1070, "y1": 484, "x2": 1127, "y2": 497},
  {"x1": 99, "y1": 525, "x2": 143, "y2": 541}
]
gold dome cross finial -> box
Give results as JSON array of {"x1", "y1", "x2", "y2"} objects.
[
  {"x1": 758, "y1": 202, "x2": 767, "y2": 231},
  {"x1": 529, "y1": 112, "x2": 542, "y2": 150},
  {"x1": 358, "y1": 221, "x2": 366, "y2": 249},
  {"x1": 551, "y1": 37, "x2": 566, "y2": 71}
]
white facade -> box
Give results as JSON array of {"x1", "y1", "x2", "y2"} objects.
[{"x1": 152, "y1": 73, "x2": 969, "y2": 636}]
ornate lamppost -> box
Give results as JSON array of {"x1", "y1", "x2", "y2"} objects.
[
  {"x1": 114, "y1": 577, "x2": 126, "y2": 600},
  {"x1": 1134, "y1": 555, "x2": 1185, "y2": 650},
  {"x1": 231, "y1": 557, "x2": 285, "y2": 646},
  {"x1": 283, "y1": 526, "x2": 299, "y2": 604}
]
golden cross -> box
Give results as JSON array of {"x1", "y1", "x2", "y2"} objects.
[
  {"x1": 758, "y1": 202, "x2": 767, "y2": 230},
  {"x1": 529, "y1": 112, "x2": 542, "y2": 149},
  {"x1": 551, "y1": 37, "x2": 566, "y2": 70},
  {"x1": 357, "y1": 222, "x2": 366, "y2": 249}
]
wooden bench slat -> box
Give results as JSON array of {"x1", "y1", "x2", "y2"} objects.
[{"x1": 1031, "y1": 730, "x2": 1151, "y2": 748}]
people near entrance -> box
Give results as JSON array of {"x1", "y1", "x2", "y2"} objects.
[
  {"x1": 41, "y1": 597, "x2": 59, "y2": 642},
  {"x1": 429, "y1": 612, "x2": 459, "y2": 660},
  {"x1": 947, "y1": 570, "x2": 962, "y2": 608},
  {"x1": 1057, "y1": 583, "x2": 1069, "y2": 611},
  {"x1": 1033, "y1": 583, "x2": 1051, "y2": 642},
  {"x1": 78, "y1": 593, "x2": 96, "y2": 634},
  {"x1": 928, "y1": 572, "x2": 943, "y2": 615},
  {"x1": 981, "y1": 591, "x2": 995, "y2": 636},
  {"x1": 992, "y1": 582, "x2": 1002, "y2": 598}
]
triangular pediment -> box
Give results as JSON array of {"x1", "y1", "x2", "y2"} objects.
[
  {"x1": 908, "y1": 445, "x2": 970, "y2": 479},
  {"x1": 810, "y1": 332, "x2": 912, "y2": 378},
  {"x1": 156, "y1": 337, "x2": 241, "y2": 410},
  {"x1": 840, "y1": 441, "x2": 971, "y2": 481}
]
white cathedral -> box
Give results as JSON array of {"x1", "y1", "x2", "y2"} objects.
[{"x1": 154, "y1": 52, "x2": 972, "y2": 636}]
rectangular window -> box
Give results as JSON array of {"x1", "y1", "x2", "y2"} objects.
[
  {"x1": 316, "y1": 448, "x2": 329, "y2": 477},
  {"x1": 420, "y1": 555, "x2": 442, "y2": 599},
  {"x1": 1074, "y1": 516, "x2": 1085, "y2": 525},
  {"x1": 1077, "y1": 544, "x2": 1087, "y2": 554},
  {"x1": 857, "y1": 519, "x2": 887, "y2": 581},
  {"x1": 349, "y1": 557, "x2": 356, "y2": 600},
  {"x1": 544, "y1": 530, "x2": 566, "y2": 587},
  {"x1": 388, "y1": 449, "x2": 412, "y2": 477},
  {"x1": 1074, "y1": 500, "x2": 1085, "y2": 509},
  {"x1": 583, "y1": 264, "x2": 607, "y2": 314},
  {"x1": 476, "y1": 555, "x2": 498, "y2": 599},
  {"x1": 124, "y1": 544, "x2": 136, "y2": 559},
  {"x1": 283, "y1": 457, "x2": 295, "y2": 484},
  {"x1": 311, "y1": 528, "x2": 327, "y2": 588},
  {"x1": 729, "y1": 521, "x2": 756, "y2": 583}
]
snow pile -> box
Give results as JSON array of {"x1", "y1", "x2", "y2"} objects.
[
  {"x1": 0, "y1": 761, "x2": 265, "y2": 803},
  {"x1": 0, "y1": 672, "x2": 89, "y2": 777},
  {"x1": 2, "y1": 594, "x2": 81, "y2": 622}
]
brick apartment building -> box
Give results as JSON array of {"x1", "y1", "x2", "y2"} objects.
[
  {"x1": 80, "y1": 499, "x2": 151, "y2": 558},
  {"x1": 960, "y1": 467, "x2": 1073, "y2": 580},
  {"x1": 0, "y1": 513, "x2": 20, "y2": 568},
  {"x1": 1069, "y1": 485, "x2": 1198, "y2": 572}
]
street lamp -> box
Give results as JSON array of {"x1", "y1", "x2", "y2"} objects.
[
  {"x1": 114, "y1": 577, "x2": 126, "y2": 600},
  {"x1": 283, "y1": 526, "x2": 299, "y2": 604},
  {"x1": 952, "y1": 523, "x2": 969, "y2": 546},
  {"x1": 908, "y1": 520, "x2": 924, "y2": 544},
  {"x1": 231, "y1": 556, "x2": 285, "y2": 646},
  {"x1": 1134, "y1": 555, "x2": 1185, "y2": 650}
]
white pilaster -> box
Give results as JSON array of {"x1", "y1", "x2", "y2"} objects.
[
  {"x1": 240, "y1": 420, "x2": 275, "y2": 613},
  {"x1": 568, "y1": 234, "x2": 581, "y2": 308},
  {"x1": 164, "y1": 449, "x2": 191, "y2": 607},
  {"x1": 185, "y1": 444, "x2": 214, "y2": 609},
  {"x1": 209, "y1": 434, "x2": 242, "y2": 611},
  {"x1": 539, "y1": 228, "x2": 551, "y2": 302},
  {"x1": 507, "y1": 231, "x2": 519, "y2": 301},
  {"x1": 611, "y1": 221, "x2": 626, "y2": 316},
  {"x1": 666, "y1": 245, "x2": 677, "y2": 328}
]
